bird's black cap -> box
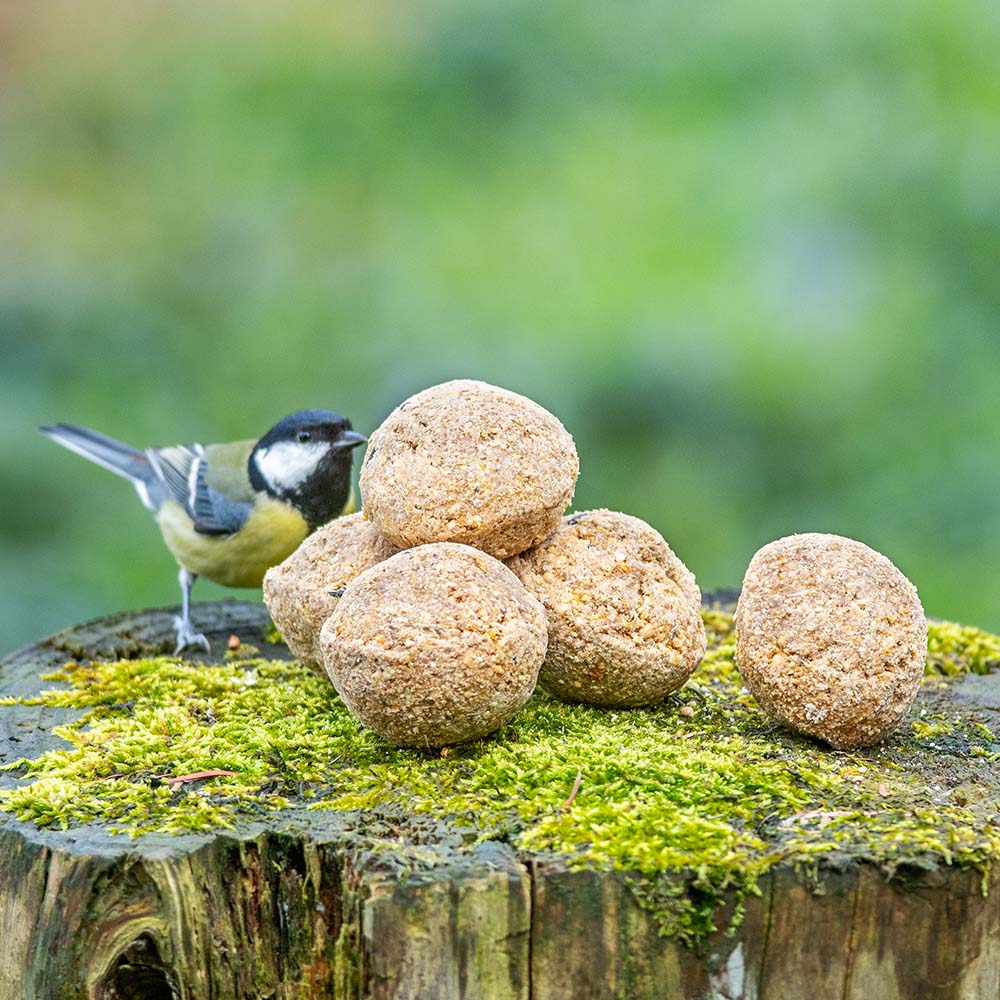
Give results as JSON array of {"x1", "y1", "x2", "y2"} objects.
[{"x1": 255, "y1": 409, "x2": 360, "y2": 449}]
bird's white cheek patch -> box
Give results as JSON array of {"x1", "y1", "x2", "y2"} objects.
[{"x1": 254, "y1": 441, "x2": 330, "y2": 493}]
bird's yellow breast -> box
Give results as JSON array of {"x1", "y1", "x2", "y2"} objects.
[{"x1": 156, "y1": 496, "x2": 310, "y2": 589}]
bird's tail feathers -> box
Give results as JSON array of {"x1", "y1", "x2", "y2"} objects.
[{"x1": 39, "y1": 423, "x2": 161, "y2": 511}]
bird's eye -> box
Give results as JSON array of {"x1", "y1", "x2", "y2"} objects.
[{"x1": 297, "y1": 430, "x2": 312, "y2": 443}]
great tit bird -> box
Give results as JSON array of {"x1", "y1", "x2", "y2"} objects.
[{"x1": 39, "y1": 410, "x2": 367, "y2": 653}]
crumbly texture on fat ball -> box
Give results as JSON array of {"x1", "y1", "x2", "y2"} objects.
[
  {"x1": 507, "y1": 510, "x2": 706, "y2": 707},
  {"x1": 263, "y1": 513, "x2": 400, "y2": 675},
  {"x1": 321, "y1": 543, "x2": 547, "y2": 747},
  {"x1": 359, "y1": 380, "x2": 578, "y2": 559},
  {"x1": 734, "y1": 532, "x2": 927, "y2": 750}
]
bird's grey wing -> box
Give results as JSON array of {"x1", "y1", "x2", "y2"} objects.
[{"x1": 148, "y1": 444, "x2": 252, "y2": 536}]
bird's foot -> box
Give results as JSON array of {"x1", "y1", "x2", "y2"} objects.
[{"x1": 172, "y1": 615, "x2": 211, "y2": 655}]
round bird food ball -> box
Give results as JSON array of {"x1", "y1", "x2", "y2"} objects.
[
  {"x1": 320, "y1": 542, "x2": 547, "y2": 747},
  {"x1": 359, "y1": 379, "x2": 579, "y2": 559},
  {"x1": 507, "y1": 509, "x2": 706, "y2": 707},
  {"x1": 734, "y1": 532, "x2": 927, "y2": 750},
  {"x1": 263, "y1": 513, "x2": 400, "y2": 675}
]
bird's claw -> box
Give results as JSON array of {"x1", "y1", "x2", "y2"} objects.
[{"x1": 172, "y1": 616, "x2": 211, "y2": 655}]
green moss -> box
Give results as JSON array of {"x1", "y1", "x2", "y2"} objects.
[
  {"x1": 910, "y1": 719, "x2": 953, "y2": 739},
  {"x1": 1, "y1": 614, "x2": 999, "y2": 946},
  {"x1": 263, "y1": 621, "x2": 284, "y2": 645},
  {"x1": 926, "y1": 620, "x2": 1000, "y2": 676}
]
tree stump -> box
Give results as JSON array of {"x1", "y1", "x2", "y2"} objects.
[{"x1": 1, "y1": 600, "x2": 999, "y2": 1000}]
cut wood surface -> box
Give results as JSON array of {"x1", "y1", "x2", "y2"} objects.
[{"x1": 1, "y1": 600, "x2": 999, "y2": 1000}]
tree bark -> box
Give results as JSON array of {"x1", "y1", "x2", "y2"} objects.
[{"x1": 1, "y1": 602, "x2": 998, "y2": 1000}]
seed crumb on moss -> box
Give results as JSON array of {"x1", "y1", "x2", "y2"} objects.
[{"x1": 1, "y1": 614, "x2": 999, "y2": 946}]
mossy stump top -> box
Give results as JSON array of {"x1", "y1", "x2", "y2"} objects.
[{"x1": 1, "y1": 597, "x2": 999, "y2": 1000}]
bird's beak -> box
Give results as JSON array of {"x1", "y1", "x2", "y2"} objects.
[{"x1": 335, "y1": 430, "x2": 368, "y2": 451}]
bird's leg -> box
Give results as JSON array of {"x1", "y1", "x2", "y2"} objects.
[{"x1": 173, "y1": 566, "x2": 210, "y2": 654}]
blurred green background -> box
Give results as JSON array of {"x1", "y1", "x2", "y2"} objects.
[{"x1": 2, "y1": 1, "x2": 999, "y2": 653}]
